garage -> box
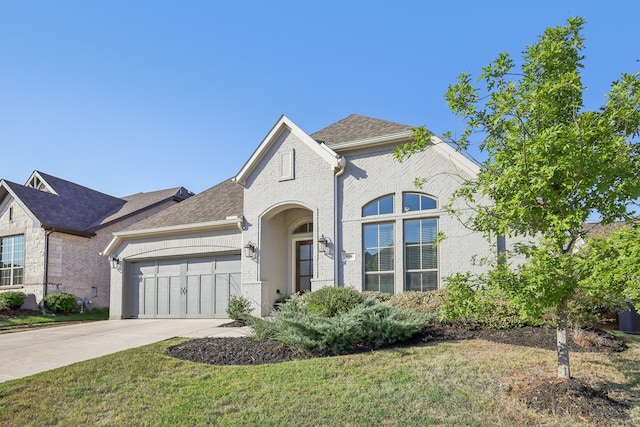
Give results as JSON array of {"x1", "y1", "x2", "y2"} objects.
[{"x1": 132, "y1": 256, "x2": 241, "y2": 318}]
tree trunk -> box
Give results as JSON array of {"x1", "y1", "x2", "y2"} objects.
[{"x1": 556, "y1": 297, "x2": 571, "y2": 379}]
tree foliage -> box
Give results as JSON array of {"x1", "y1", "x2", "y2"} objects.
[{"x1": 397, "y1": 17, "x2": 640, "y2": 379}]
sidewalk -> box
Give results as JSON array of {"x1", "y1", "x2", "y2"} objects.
[{"x1": 0, "y1": 319, "x2": 250, "y2": 383}]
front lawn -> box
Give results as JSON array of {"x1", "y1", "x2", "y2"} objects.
[
  {"x1": 0, "y1": 308, "x2": 109, "y2": 330},
  {"x1": 0, "y1": 334, "x2": 638, "y2": 426}
]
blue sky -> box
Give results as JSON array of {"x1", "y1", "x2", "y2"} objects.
[{"x1": 1, "y1": 1, "x2": 637, "y2": 196}]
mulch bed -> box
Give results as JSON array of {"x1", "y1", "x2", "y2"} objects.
[{"x1": 167, "y1": 322, "x2": 633, "y2": 425}]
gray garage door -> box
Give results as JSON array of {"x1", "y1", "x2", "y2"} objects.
[{"x1": 132, "y1": 256, "x2": 241, "y2": 318}]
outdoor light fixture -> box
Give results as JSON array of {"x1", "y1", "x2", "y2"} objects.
[
  {"x1": 318, "y1": 235, "x2": 328, "y2": 254},
  {"x1": 244, "y1": 242, "x2": 256, "y2": 258},
  {"x1": 110, "y1": 256, "x2": 120, "y2": 269}
]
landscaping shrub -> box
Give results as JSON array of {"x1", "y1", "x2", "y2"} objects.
[
  {"x1": 0, "y1": 291, "x2": 25, "y2": 309},
  {"x1": 388, "y1": 290, "x2": 447, "y2": 314},
  {"x1": 44, "y1": 293, "x2": 78, "y2": 314},
  {"x1": 361, "y1": 291, "x2": 393, "y2": 302},
  {"x1": 245, "y1": 316, "x2": 278, "y2": 340},
  {"x1": 442, "y1": 273, "x2": 541, "y2": 329},
  {"x1": 303, "y1": 286, "x2": 363, "y2": 317},
  {"x1": 227, "y1": 295, "x2": 252, "y2": 320},
  {"x1": 272, "y1": 295, "x2": 431, "y2": 355}
]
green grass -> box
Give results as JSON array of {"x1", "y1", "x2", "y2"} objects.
[
  {"x1": 0, "y1": 308, "x2": 109, "y2": 329},
  {"x1": 1, "y1": 335, "x2": 639, "y2": 426}
]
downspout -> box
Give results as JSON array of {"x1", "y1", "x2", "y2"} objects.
[
  {"x1": 333, "y1": 157, "x2": 346, "y2": 286},
  {"x1": 43, "y1": 228, "x2": 55, "y2": 300}
]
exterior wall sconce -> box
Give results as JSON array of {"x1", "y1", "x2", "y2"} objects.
[
  {"x1": 244, "y1": 242, "x2": 256, "y2": 258},
  {"x1": 318, "y1": 235, "x2": 328, "y2": 254},
  {"x1": 110, "y1": 256, "x2": 120, "y2": 269}
]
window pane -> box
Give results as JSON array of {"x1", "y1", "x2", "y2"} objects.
[
  {"x1": 379, "y1": 195, "x2": 394, "y2": 214},
  {"x1": 13, "y1": 268, "x2": 23, "y2": 285},
  {"x1": 299, "y1": 244, "x2": 312, "y2": 260},
  {"x1": 299, "y1": 260, "x2": 312, "y2": 276},
  {"x1": 404, "y1": 220, "x2": 420, "y2": 244},
  {"x1": 379, "y1": 248, "x2": 394, "y2": 271},
  {"x1": 378, "y1": 223, "x2": 394, "y2": 247},
  {"x1": 405, "y1": 272, "x2": 423, "y2": 291},
  {"x1": 363, "y1": 225, "x2": 378, "y2": 249},
  {"x1": 364, "y1": 249, "x2": 378, "y2": 272},
  {"x1": 422, "y1": 245, "x2": 437, "y2": 269},
  {"x1": 421, "y1": 271, "x2": 438, "y2": 290},
  {"x1": 422, "y1": 219, "x2": 437, "y2": 243},
  {"x1": 364, "y1": 274, "x2": 377, "y2": 291},
  {"x1": 363, "y1": 203, "x2": 378, "y2": 217},
  {"x1": 380, "y1": 274, "x2": 394, "y2": 293},
  {"x1": 406, "y1": 245, "x2": 421, "y2": 270},
  {"x1": 403, "y1": 193, "x2": 420, "y2": 212},
  {"x1": 421, "y1": 195, "x2": 437, "y2": 210}
]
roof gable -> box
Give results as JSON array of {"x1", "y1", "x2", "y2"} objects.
[{"x1": 235, "y1": 115, "x2": 342, "y2": 185}]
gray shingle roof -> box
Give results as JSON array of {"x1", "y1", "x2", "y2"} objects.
[
  {"x1": 123, "y1": 178, "x2": 243, "y2": 231},
  {"x1": 1, "y1": 171, "x2": 191, "y2": 236},
  {"x1": 310, "y1": 114, "x2": 412, "y2": 146}
]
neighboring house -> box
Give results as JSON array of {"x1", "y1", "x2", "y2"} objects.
[
  {"x1": 104, "y1": 114, "x2": 506, "y2": 319},
  {"x1": 0, "y1": 171, "x2": 193, "y2": 308}
]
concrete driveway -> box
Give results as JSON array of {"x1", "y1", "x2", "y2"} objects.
[{"x1": 0, "y1": 319, "x2": 250, "y2": 383}]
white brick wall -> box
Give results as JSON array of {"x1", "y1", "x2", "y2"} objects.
[
  {"x1": 242, "y1": 128, "x2": 338, "y2": 314},
  {"x1": 338, "y1": 144, "x2": 494, "y2": 292}
]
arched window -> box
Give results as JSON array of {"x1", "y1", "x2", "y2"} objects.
[
  {"x1": 362, "y1": 195, "x2": 394, "y2": 217},
  {"x1": 293, "y1": 222, "x2": 313, "y2": 234},
  {"x1": 402, "y1": 193, "x2": 437, "y2": 212}
]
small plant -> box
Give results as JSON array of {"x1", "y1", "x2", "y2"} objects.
[
  {"x1": 244, "y1": 316, "x2": 278, "y2": 340},
  {"x1": 44, "y1": 293, "x2": 78, "y2": 314},
  {"x1": 0, "y1": 291, "x2": 25, "y2": 309},
  {"x1": 304, "y1": 286, "x2": 363, "y2": 317},
  {"x1": 227, "y1": 295, "x2": 252, "y2": 320}
]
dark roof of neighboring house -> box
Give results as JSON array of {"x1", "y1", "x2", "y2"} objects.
[
  {"x1": 310, "y1": 114, "x2": 412, "y2": 146},
  {"x1": 582, "y1": 218, "x2": 638, "y2": 238},
  {"x1": 123, "y1": 178, "x2": 243, "y2": 231},
  {"x1": 1, "y1": 171, "x2": 191, "y2": 236}
]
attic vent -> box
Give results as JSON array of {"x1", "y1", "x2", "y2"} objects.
[
  {"x1": 279, "y1": 150, "x2": 295, "y2": 181},
  {"x1": 27, "y1": 175, "x2": 53, "y2": 193}
]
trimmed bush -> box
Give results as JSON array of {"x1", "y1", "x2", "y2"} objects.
[
  {"x1": 0, "y1": 291, "x2": 25, "y2": 309},
  {"x1": 361, "y1": 291, "x2": 393, "y2": 302},
  {"x1": 227, "y1": 295, "x2": 252, "y2": 320},
  {"x1": 388, "y1": 290, "x2": 447, "y2": 314},
  {"x1": 442, "y1": 273, "x2": 542, "y2": 329},
  {"x1": 272, "y1": 295, "x2": 431, "y2": 355},
  {"x1": 44, "y1": 293, "x2": 78, "y2": 314},
  {"x1": 304, "y1": 286, "x2": 363, "y2": 317}
]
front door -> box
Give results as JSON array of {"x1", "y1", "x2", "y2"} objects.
[{"x1": 296, "y1": 240, "x2": 313, "y2": 292}]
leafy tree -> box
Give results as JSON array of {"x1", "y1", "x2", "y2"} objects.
[
  {"x1": 396, "y1": 17, "x2": 640, "y2": 379},
  {"x1": 578, "y1": 225, "x2": 640, "y2": 308}
]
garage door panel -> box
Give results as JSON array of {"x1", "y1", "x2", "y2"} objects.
[
  {"x1": 132, "y1": 256, "x2": 240, "y2": 318},
  {"x1": 142, "y1": 277, "x2": 155, "y2": 316},
  {"x1": 214, "y1": 273, "x2": 230, "y2": 314},
  {"x1": 199, "y1": 275, "x2": 214, "y2": 316}
]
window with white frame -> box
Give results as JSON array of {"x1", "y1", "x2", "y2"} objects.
[
  {"x1": 0, "y1": 235, "x2": 24, "y2": 286},
  {"x1": 362, "y1": 194, "x2": 394, "y2": 217},
  {"x1": 404, "y1": 219, "x2": 438, "y2": 291},
  {"x1": 403, "y1": 192, "x2": 437, "y2": 212},
  {"x1": 363, "y1": 222, "x2": 394, "y2": 293}
]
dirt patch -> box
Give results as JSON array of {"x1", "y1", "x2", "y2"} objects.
[{"x1": 509, "y1": 376, "x2": 630, "y2": 425}]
